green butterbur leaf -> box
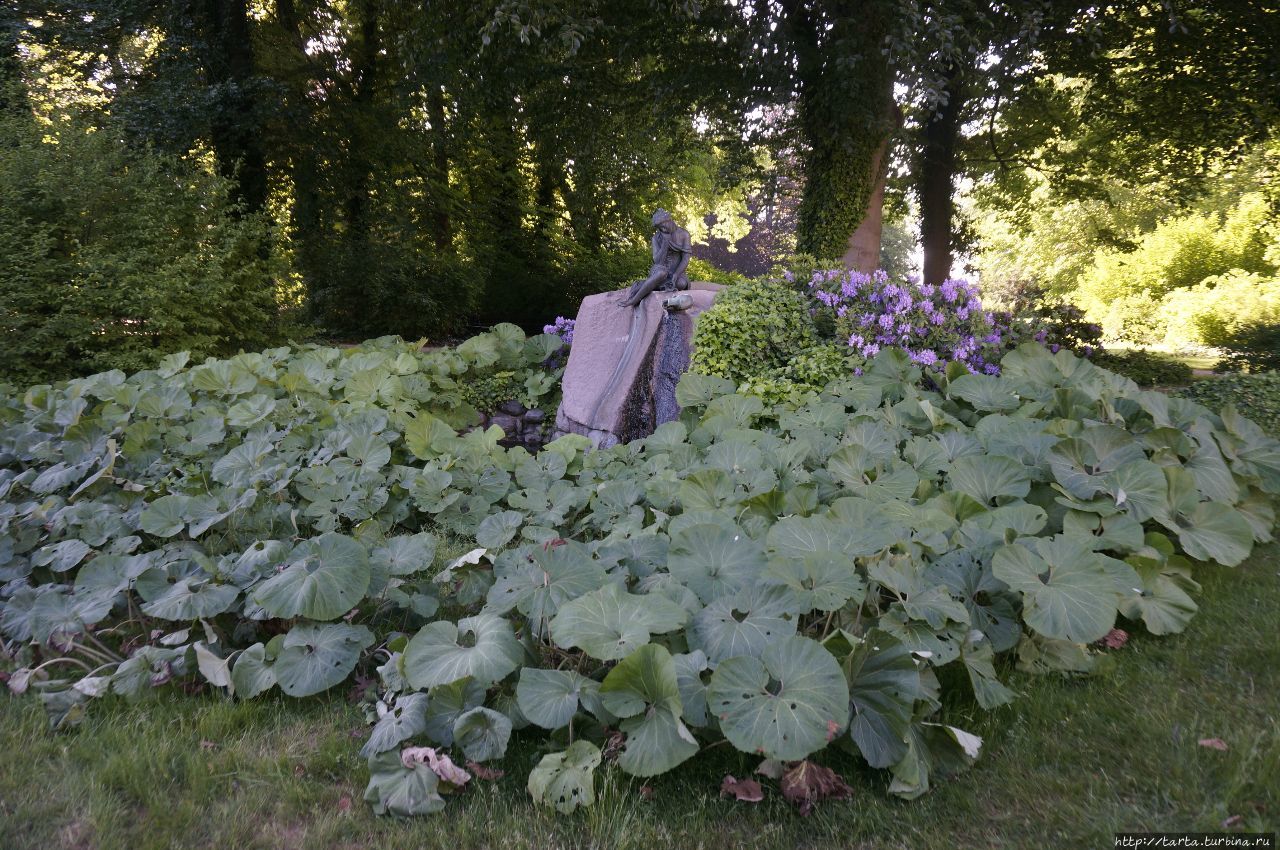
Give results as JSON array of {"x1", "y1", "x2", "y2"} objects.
[
  {"x1": 528, "y1": 740, "x2": 601, "y2": 814},
  {"x1": 708, "y1": 635, "x2": 849, "y2": 761},
  {"x1": 402, "y1": 614, "x2": 524, "y2": 689}
]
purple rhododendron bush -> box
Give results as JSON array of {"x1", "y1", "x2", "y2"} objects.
[
  {"x1": 808, "y1": 269, "x2": 1005, "y2": 374},
  {"x1": 1, "y1": 313, "x2": 1278, "y2": 819}
]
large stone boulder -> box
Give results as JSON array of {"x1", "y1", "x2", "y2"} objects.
[{"x1": 555, "y1": 283, "x2": 722, "y2": 448}]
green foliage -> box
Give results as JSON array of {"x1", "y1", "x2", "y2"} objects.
[
  {"x1": 1075, "y1": 194, "x2": 1279, "y2": 343},
  {"x1": 1160, "y1": 272, "x2": 1280, "y2": 349},
  {"x1": 689, "y1": 280, "x2": 817, "y2": 385},
  {"x1": 685, "y1": 257, "x2": 749, "y2": 286},
  {"x1": 737, "y1": 344, "x2": 864, "y2": 407},
  {"x1": 0, "y1": 117, "x2": 281, "y2": 384},
  {"x1": 1214, "y1": 324, "x2": 1280, "y2": 374},
  {"x1": 987, "y1": 282, "x2": 1104, "y2": 357},
  {"x1": 3, "y1": 332, "x2": 1278, "y2": 819},
  {"x1": 1180, "y1": 372, "x2": 1280, "y2": 437},
  {"x1": 1090, "y1": 350, "x2": 1193, "y2": 388}
]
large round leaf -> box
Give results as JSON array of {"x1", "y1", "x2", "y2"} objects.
[
  {"x1": 1104, "y1": 460, "x2": 1168, "y2": 523},
  {"x1": 139, "y1": 577, "x2": 238, "y2": 620},
  {"x1": 1173, "y1": 503, "x2": 1254, "y2": 567},
  {"x1": 486, "y1": 540, "x2": 609, "y2": 628},
  {"x1": 689, "y1": 585, "x2": 797, "y2": 663},
  {"x1": 402, "y1": 614, "x2": 524, "y2": 689},
  {"x1": 361, "y1": 692, "x2": 429, "y2": 758},
  {"x1": 422, "y1": 678, "x2": 486, "y2": 746},
  {"x1": 923, "y1": 550, "x2": 1021, "y2": 652},
  {"x1": 549, "y1": 583, "x2": 689, "y2": 661},
  {"x1": 766, "y1": 512, "x2": 893, "y2": 559},
  {"x1": 231, "y1": 643, "x2": 277, "y2": 698},
  {"x1": 948, "y1": 455, "x2": 1030, "y2": 506},
  {"x1": 253, "y1": 533, "x2": 371, "y2": 621},
  {"x1": 475, "y1": 510, "x2": 523, "y2": 549},
  {"x1": 707, "y1": 634, "x2": 850, "y2": 761},
  {"x1": 452, "y1": 707, "x2": 512, "y2": 762},
  {"x1": 516, "y1": 668, "x2": 600, "y2": 730},
  {"x1": 826, "y1": 629, "x2": 920, "y2": 768},
  {"x1": 139, "y1": 494, "x2": 190, "y2": 538},
  {"x1": 667, "y1": 523, "x2": 766, "y2": 603},
  {"x1": 371, "y1": 533, "x2": 438, "y2": 577},
  {"x1": 762, "y1": 552, "x2": 865, "y2": 613},
  {"x1": 947, "y1": 373, "x2": 1020, "y2": 412},
  {"x1": 992, "y1": 536, "x2": 1117, "y2": 643},
  {"x1": 600, "y1": 644, "x2": 699, "y2": 777},
  {"x1": 274, "y1": 622, "x2": 373, "y2": 697},
  {"x1": 363, "y1": 750, "x2": 444, "y2": 817},
  {"x1": 527, "y1": 740, "x2": 601, "y2": 814},
  {"x1": 1118, "y1": 560, "x2": 1199, "y2": 636}
]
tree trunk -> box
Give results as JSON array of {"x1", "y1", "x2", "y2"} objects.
[
  {"x1": 199, "y1": 0, "x2": 269, "y2": 214},
  {"x1": 842, "y1": 130, "x2": 891, "y2": 273},
  {"x1": 426, "y1": 85, "x2": 453, "y2": 253},
  {"x1": 1, "y1": 23, "x2": 29, "y2": 121},
  {"x1": 275, "y1": 0, "x2": 321, "y2": 260},
  {"x1": 344, "y1": 0, "x2": 379, "y2": 244},
  {"x1": 919, "y1": 68, "x2": 965, "y2": 285},
  {"x1": 783, "y1": 0, "x2": 900, "y2": 264}
]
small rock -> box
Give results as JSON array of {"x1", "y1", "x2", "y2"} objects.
[
  {"x1": 498, "y1": 399, "x2": 526, "y2": 416},
  {"x1": 489, "y1": 413, "x2": 519, "y2": 434},
  {"x1": 523, "y1": 408, "x2": 545, "y2": 423}
]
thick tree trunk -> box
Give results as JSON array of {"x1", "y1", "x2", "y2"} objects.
[
  {"x1": 199, "y1": 0, "x2": 269, "y2": 214},
  {"x1": 842, "y1": 130, "x2": 891, "y2": 273},
  {"x1": 426, "y1": 86, "x2": 453, "y2": 253},
  {"x1": 783, "y1": 0, "x2": 899, "y2": 264},
  {"x1": 1, "y1": 24, "x2": 29, "y2": 121},
  {"x1": 344, "y1": 0, "x2": 379, "y2": 244},
  {"x1": 919, "y1": 69, "x2": 965, "y2": 285},
  {"x1": 275, "y1": 0, "x2": 321, "y2": 257}
]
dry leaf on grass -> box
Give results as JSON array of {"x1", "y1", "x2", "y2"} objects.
[
  {"x1": 719, "y1": 775, "x2": 764, "y2": 803},
  {"x1": 779, "y1": 761, "x2": 852, "y2": 815}
]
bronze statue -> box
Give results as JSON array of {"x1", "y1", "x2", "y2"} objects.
[{"x1": 619, "y1": 208, "x2": 692, "y2": 307}]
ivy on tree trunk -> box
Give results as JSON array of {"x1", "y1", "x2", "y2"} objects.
[{"x1": 786, "y1": 0, "x2": 899, "y2": 268}]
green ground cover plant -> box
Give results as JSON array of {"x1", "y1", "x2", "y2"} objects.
[
  {"x1": 1180, "y1": 372, "x2": 1280, "y2": 438},
  {"x1": 1091, "y1": 350, "x2": 1195, "y2": 388},
  {"x1": 1, "y1": 335, "x2": 1277, "y2": 819},
  {"x1": 3, "y1": 541, "x2": 1276, "y2": 848}
]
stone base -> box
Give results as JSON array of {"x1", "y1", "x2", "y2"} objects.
[{"x1": 554, "y1": 283, "x2": 722, "y2": 448}]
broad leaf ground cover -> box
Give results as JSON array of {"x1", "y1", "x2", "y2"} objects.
[{"x1": 1, "y1": 331, "x2": 1277, "y2": 818}]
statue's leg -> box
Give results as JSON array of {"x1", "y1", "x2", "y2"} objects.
[{"x1": 619, "y1": 266, "x2": 666, "y2": 307}]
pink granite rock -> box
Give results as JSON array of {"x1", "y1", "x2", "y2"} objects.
[{"x1": 556, "y1": 283, "x2": 722, "y2": 447}]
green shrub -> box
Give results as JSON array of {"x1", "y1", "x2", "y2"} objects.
[
  {"x1": 1179, "y1": 371, "x2": 1280, "y2": 436},
  {"x1": 307, "y1": 244, "x2": 483, "y2": 343},
  {"x1": 1214, "y1": 323, "x2": 1280, "y2": 374},
  {"x1": 1099, "y1": 292, "x2": 1167, "y2": 344},
  {"x1": 690, "y1": 279, "x2": 817, "y2": 384},
  {"x1": 0, "y1": 118, "x2": 282, "y2": 384},
  {"x1": 1078, "y1": 192, "x2": 1277, "y2": 310},
  {"x1": 1091, "y1": 349, "x2": 1193, "y2": 387},
  {"x1": 988, "y1": 282, "x2": 1104, "y2": 357},
  {"x1": 1159, "y1": 271, "x2": 1280, "y2": 348},
  {"x1": 685, "y1": 257, "x2": 749, "y2": 285},
  {"x1": 736, "y1": 343, "x2": 863, "y2": 406}
]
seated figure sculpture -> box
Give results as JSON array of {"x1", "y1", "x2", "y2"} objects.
[{"x1": 619, "y1": 208, "x2": 692, "y2": 307}]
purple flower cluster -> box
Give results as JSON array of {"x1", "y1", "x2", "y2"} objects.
[
  {"x1": 542, "y1": 316, "x2": 575, "y2": 369},
  {"x1": 806, "y1": 269, "x2": 1002, "y2": 375},
  {"x1": 543, "y1": 316, "x2": 575, "y2": 348}
]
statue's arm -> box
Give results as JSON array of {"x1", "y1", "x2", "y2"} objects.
[{"x1": 672, "y1": 229, "x2": 692, "y2": 277}]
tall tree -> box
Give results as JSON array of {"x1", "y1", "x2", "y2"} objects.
[{"x1": 755, "y1": 0, "x2": 901, "y2": 268}]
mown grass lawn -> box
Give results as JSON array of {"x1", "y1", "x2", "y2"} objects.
[{"x1": 2, "y1": 546, "x2": 1277, "y2": 850}]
